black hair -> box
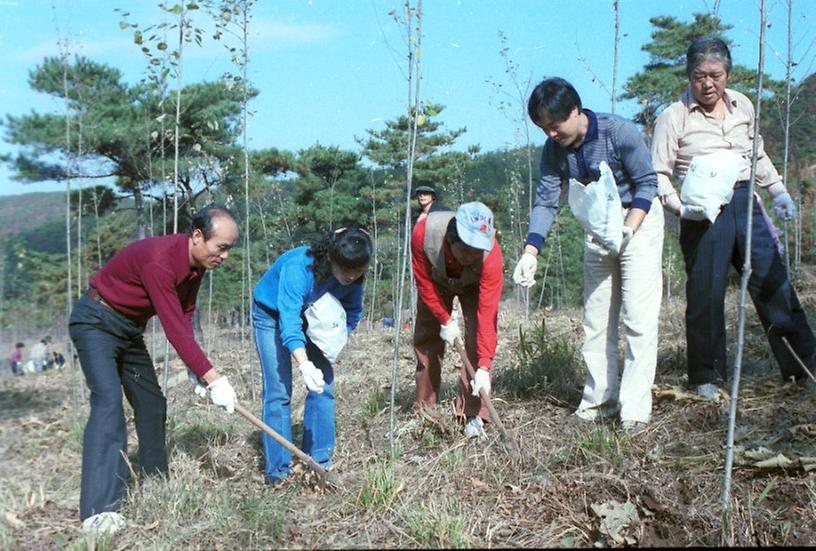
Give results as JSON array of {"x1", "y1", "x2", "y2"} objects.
[
  {"x1": 527, "y1": 77, "x2": 582, "y2": 125},
  {"x1": 309, "y1": 227, "x2": 373, "y2": 283},
  {"x1": 15, "y1": 342, "x2": 24, "y2": 348},
  {"x1": 686, "y1": 37, "x2": 732, "y2": 76},
  {"x1": 189, "y1": 205, "x2": 236, "y2": 239}
]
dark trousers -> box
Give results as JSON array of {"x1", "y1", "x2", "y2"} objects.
[
  {"x1": 680, "y1": 185, "x2": 815, "y2": 385},
  {"x1": 69, "y1": 295, "x2": 167, "y2": 520},
  {"x1": 413, "y1": 285, "x2": 490, "y2": 421}
]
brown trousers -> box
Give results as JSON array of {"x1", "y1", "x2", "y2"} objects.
[{"x1": 413, "y1": 286, "x2": 490, "y2": 421}]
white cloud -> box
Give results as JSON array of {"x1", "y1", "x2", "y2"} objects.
[
  {"x1": 12, "y1": 15, "x2": 340, "y2": 65},
  {"x1": 12, "y1": 35, "x2": 136, "y2": 63},
  {"x1": 250, "y1": 18, "x2": 342, "y2": 47}
]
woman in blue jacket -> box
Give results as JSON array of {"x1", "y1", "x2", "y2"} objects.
[{"x1": 252, "y1": 227, "x2": 372, "y2": 483}]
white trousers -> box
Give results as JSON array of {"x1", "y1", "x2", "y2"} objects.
[{"x1": 575, "y1": 198, "x2": 664, "y2": 423}]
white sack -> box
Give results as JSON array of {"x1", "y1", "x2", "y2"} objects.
[
  {"x1": 304, "y1": 292, "x2": 348, "y2": 365},
  {"x1": 568, "y1": 161, "x2": 624, "y2": 253},
  {"x1": 680, "y1": 151, "x2": 748, "y2": 223}
]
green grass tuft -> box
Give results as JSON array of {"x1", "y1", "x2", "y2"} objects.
[
  {"x1": 499, "y1": 318, "x2": 583, "y2": 403},
  {"x1": 357, "y1": 460, "x2": 399, "y2": 511},
  {"x1": 400, "y1": 499, "x2": 471, "y2": 548}
]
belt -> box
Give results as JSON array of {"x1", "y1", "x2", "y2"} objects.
[{"x1": 87, "y1": 287, "x2": 120, "y2": 315}]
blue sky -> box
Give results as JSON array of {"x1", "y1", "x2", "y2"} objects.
[{"x1": 0, "y1": 0, "x2": 813, "y2": 196}]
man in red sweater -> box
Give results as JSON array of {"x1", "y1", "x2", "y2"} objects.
[
  {"x1": 69, "y1": 205, "x2": 239, "y2": 533},
  {"x1": 411, "y1": 201, "x2": 503, "y2": 439}
]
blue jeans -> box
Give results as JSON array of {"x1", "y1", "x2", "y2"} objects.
[{"x1": 252, "y1": 302, "x2": 335, "y2": 481}]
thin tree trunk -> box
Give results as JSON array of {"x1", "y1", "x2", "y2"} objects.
[
  {"x1": 240, "y1": 0, "x2": 256, "y2": 401},
  {"x1": 172, "y1": 8, "x2": 184, "y2": 235},
  {"x1": 390, "y1": 0, "x2": 423, "y2": 458},
  {"x1": 165, "y1": 6, "x2": 186, "y2": 394},
  {"x1": 722, "y1": 0, "x2": 766, "y2": 518},
  {"x1": 782, "y1": 0, "x2": 794, "y2": 275},
  {"x1": 54, "y1": 17, "x2": 81, "y2": 403},
  {"x1": 611, "y1": 0, "x2": 620, "y2": 114}
]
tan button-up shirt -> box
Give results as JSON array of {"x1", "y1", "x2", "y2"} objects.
[{"x1": 651, "y1": 88, "x2": 786, "y2": 199}]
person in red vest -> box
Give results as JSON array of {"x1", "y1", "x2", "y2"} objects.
[
  {"x1": 69, "y1": 205, "x2": 239, "y2": 534},
  {"x1": 411, "y1": 201, "x2": 503, "y2": 439}
]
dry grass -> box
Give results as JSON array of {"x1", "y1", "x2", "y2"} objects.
[{"x1": 1, "y1": 286, "x2": 816, "y2": 548}]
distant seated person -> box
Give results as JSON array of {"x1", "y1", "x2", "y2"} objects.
[
  {"x1": 412, "y1": 184, "x2": 450, "y2": 224},
  {"x1": 382, "y1": 317, "x2": 395, "y2": 328},
  {"x1": 21, "y1": 336, "x2": 51, "y2": 374},
  {"x1": 48, "y1": 350, "x2": 66, "y2": 370},
  {"x1": 9, "y1": 342, "x2": 24, "y2": 376},
  {"x1": 28, "y1": 336, "x2": 51, "y2": 371}
]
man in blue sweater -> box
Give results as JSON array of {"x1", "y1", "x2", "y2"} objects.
[{"x1": 513, "y1": 77, "x2": 663, "y2": 434}]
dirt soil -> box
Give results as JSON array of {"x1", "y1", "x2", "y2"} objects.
[{"x1": 1, "y1": 295, "x2": 815, "y2": 549}]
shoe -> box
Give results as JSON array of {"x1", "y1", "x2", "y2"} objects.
[
  {"x1": 264, "y1": 476, "x2": 288, "y2": 487},
  {"x1": 463, "y1": 416, "x2": 487, "y2": 440},
  {"x1": 81, "y1": 511, "x2": 125, "y2": 534},
  {"x1": 794, "y1": 374, "x2": 816, "y2": 392},
  {"x1": 562, "y1": 412, "x2": 594, "y2": 431},
  {"x1": 620, "y1": 420, "x2": 648, "y2": 436},
  {"x1": 696, "y1": 383, "x2": 719, "y2": 401}
]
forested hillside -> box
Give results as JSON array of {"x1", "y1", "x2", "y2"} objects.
[{"x1": 0, "y1": 192, "x2": 64, "y2": 239}]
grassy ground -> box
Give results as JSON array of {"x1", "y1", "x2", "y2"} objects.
[{"x1": 1, "y1": 291, "x2": 815, "y2": 549}]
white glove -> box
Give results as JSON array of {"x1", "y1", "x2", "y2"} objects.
[
  {"x1": 773, "y1": 192, "x2": 797, "y2": 221},
  {"x1": 512, "y1": 252, "x2": 538, "y2": 288},
  {"x1": 298, "y1": 360, "x2": 325, "y2": 394},
  {"x1": 187, "y1": 368, "x2": 207, "y2": 398},
  {"x1": 207, "y1": 376, "x2": 236, "y2": 413},
  {"x1": 680, "y1": 204, "x2": 708, "y2": 221},
  {"x1": 620, "y1": 226, "x2": 635, "y2": 251},
  {"x1": 471, "y1": 368, "x2": 491, "y2": 397},
  {"x1": 439, "y1": 320, "x2": 462, "y2": 347}
]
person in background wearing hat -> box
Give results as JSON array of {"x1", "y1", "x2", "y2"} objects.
[
  {"x1": 512, "y1": 77, "x2": 662, "y2": 435},
  {"x1": 412, "y1": 184, "x2": 450, "y2": 224},
  {"x1": 411, "y1": 201, "x2": 503, "y2": 439}
]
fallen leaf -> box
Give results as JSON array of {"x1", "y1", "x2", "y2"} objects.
[
  {"x1": 504, "y1": 483, "x2": 521, "y2": 494},
  {"x1": 4, "y1": 512, "x2": 25, "y2": 529},
  {"x1": 591, "y1": 500, "x2": 639, "y2": 545},
  {"x1": 471, "y1": 477, "x2": 489, "y2": 492},
  {"x1": 641, "y1": 493, "x2": 669, "y2": 513},
  {"x1": 754, "y1": 454, "x2": 794, "y2": 470},
  {"x1": 744, "y1": 447, "x2": 776, "y2": 462}
]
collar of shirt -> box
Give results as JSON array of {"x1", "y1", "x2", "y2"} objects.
[
  {"x1": 567, "y1": 109, "x2": 598, "y2": 180},
  {"x1": 682, "y1": 88, "x2": 737, "y2": 116},
  {"x1": 580, "y1": 108, "x2": 598, "y2": 145}
]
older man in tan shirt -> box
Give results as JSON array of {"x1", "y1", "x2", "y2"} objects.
[{"x1": 652, "y1": 37, "x2": 814, "y2": 400}]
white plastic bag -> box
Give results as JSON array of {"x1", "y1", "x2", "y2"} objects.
[
  {"x1": 304, "y1": 292, "x2": 348, "y2": 364},
  {"x1": 680, "y1": 151, "x2": 748, "y2": 223},
  {"x1": 568, "y1": 161, "x2": 624, "y2": 253}
]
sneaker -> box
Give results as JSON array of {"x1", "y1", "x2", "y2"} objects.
[
  {"x1": 696, "y1": 383, "x2": 719, "y2": 401},
  {"x1": 463, "y1": 416, "x2": 487, "y2": 440},
  {"x1": 81, "y1": 511, "x2": 125, "y2": 534},
  {"x1": 620, "y1": 420, "x2": 648, "y2": 436}
]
